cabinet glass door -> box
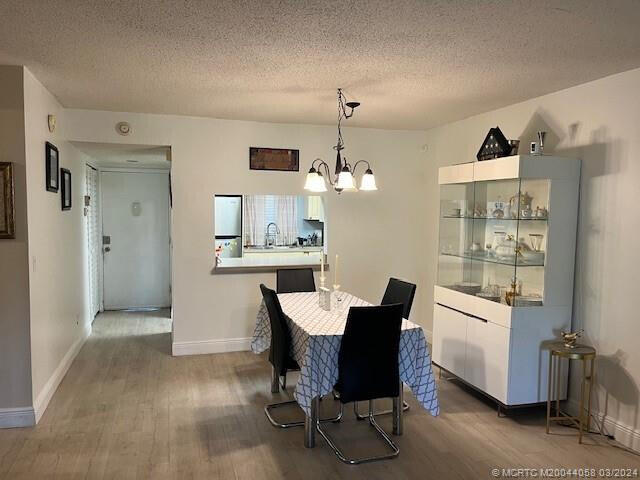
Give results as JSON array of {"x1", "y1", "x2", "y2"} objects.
[
  {"x1": 471, "y1": 178, "x2": 549, "y2": 306},
  {"x1": 437, "y1": 176, "x2": 550, "y2": 306},
  {"x1": 437, "y1": 182, "x2": 475, "y2": 291},
  {"x1": 513, "y1": 178, "x2": 549, "y2": 305},
  {"x1": 470, "y1": 179, "x2": 520, "y2": 303}
]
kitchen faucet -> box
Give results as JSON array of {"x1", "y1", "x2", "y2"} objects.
[{"x1": 265, "y1": 222, "x2": 280, "y2": 247}]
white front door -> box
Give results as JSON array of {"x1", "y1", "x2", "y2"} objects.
[{"x1": 101, "y1": 170, "x2": 171, "y2": 309}]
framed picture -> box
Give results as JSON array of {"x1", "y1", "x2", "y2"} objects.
[
  {"x1": 0, "y1": 162, "x2": 16, "y2": 239},
  {"x1": 45, "y1": 142, "x2": 59, "y2": 192},
  {"x1": 61, "y1": 168, "x2": 72, "y2": 211},
  {"x1": 249, "y1": 147, "x2": 299, "y2": 172}
]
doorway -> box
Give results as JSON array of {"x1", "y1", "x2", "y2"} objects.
[
  {"x1": 101, "y1": 170, "x2": 171, "y2": 309},
  {"x1": 75, "y1": 142, "x2": 172, "y2": 312}
]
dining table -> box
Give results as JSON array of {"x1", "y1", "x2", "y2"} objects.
[{"x1": 251, "y1": 291, "x2": 440, "y2": 447}]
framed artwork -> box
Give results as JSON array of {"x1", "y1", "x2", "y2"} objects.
[
  {"x1": 0, "y1": 162, "x2": 16, "y2": 239},
  {"x1": 249, "y1": 147, "x2": 299, "y2": 172},
  {"x1": 45, "y1": 142, "x2": 59, "y2": 192},
  {"x1": 61, "y1": 168, "x2": 72, "y2": 211}
]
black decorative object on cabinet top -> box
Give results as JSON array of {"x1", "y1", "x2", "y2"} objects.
[{"x1": 477, "y1": 127, "x2": 511, "y2": 162}]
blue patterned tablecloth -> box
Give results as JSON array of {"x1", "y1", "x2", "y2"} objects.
[{"x1": 251, "y1": 292, "x2": 439, "y2": 417}]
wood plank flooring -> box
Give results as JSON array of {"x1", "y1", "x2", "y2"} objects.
[{"x1": 0, "y1": 310, "x2": 638, "y2": 479}]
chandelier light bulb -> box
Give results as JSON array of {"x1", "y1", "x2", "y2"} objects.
[
  {"x1": 337, "y1": 166, "x2": 355, "y2": 190},
  {"x1": 304, "y1": 168, "x2": 318, "y2": 191},
  {"x1": 311, "y1": 171, "x2": 328, "y2": 192},
  {"x1": 359, "y1": 169, "x2": 378, "y2": 191}
]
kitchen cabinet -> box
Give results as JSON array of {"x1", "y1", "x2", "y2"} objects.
[
  {"x1": 305, "y1": 196, "x2": 325, "y2": 222},
  {"x1": 433, "y1": 302, "x2": 566, "y2": 406},
  {"x1": 433, "y1": 155, "x2": 580, "y2": 407},
  {"x1": 464, "y1": 314, "x2": 510, "y2": 403},
  {"x1": 432, "y1": 304, "x2": 467, "y2": 379}
]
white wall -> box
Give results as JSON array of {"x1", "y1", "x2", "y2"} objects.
[
  {"x1": 23, "y1": 68, "x2": 92, "y2": 421},
  {"x1": 0, "y1": 66, "x2": 32, "y2": 421},
  {"x1": 422, "y1": 67, "x2": 640, "y2": 449},
  {"x1": 7, "y1": 63, "x2": 640, "y2": 451},
  {"x1": 62, "y1": 110, "x2": 429, "y2": 352}
]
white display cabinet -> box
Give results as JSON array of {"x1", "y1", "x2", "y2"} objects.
[{"x1": 432, "y1": 155, "x2": 580, "y2": 407}]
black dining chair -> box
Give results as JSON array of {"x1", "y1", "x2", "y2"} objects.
[
  {"x1": 316, "y1": 303, "x2": 403, "y2": 464},
  {"x1": 276, "y1": 268, "x2": 316, "y2": 294},
  {"x1": 381, "y1": 277, "x2": 417, "y2": 320},
  {"x1": 353, "y1": 278, "x2": 416, "y2": 420},
  {"x1": 260, "y1": 284, "x2": 341, "y2": 428}
]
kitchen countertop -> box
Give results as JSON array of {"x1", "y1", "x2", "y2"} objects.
[
  {"x1": 215, "y1": 253, "x2": 327, "y2": 272},
  {"x1": 243, "y1": 246, "x2": 323, "y2": 253}
]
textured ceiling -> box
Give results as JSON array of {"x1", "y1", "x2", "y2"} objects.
[
  {"x1": 2, "y1": 1, "x2": 640, "y2": 130},
  {"x1": 72, "y1": 142, "x2": 170, "y2": 169}
]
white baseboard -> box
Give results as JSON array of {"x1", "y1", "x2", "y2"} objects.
[
  {"x1": 33, "y1": 324, "x2": 91, "y2": 423},
  {"x1": 567, "y1": 398, "x2": 640, "y2": 452},
  {"x1": 0, "y1": 407, "x2": 36, "y2": 428},
  {"x1": 172, "y1": 337, "x2": 252, "y2": 356}
]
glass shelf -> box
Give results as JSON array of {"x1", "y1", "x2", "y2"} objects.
[
  {"x1": 437, "y1": 177, "x2": 550, "y2": 305},
  {"x1": 439, "y1": 252, "x2": 545, "y2": 267}
]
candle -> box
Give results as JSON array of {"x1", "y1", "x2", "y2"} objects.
[{"x1": 334, "y1": 254, "x2": 339, "y2": 287}]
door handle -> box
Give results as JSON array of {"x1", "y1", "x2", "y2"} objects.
[
  {"x1": 104, "y1": 246, "x2": 111, "y2": 253},
  {"x1": 468, "y1": 313, "x2": 488, "y2": 323}
]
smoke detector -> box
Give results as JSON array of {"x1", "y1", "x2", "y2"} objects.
[{"x1": 116, "y1": 121, "x2": 132, "y2": 136}]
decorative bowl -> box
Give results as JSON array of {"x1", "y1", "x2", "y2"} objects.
[
  {"x1": 452, "y1": 282, "x2": 482, "y2": 295},
  {"x1": 476, "y1": 292, "x2": 501, "y2": 303}
]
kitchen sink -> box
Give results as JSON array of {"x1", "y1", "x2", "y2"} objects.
[
  {"x1": 244, "y1": 245, "x2": 320, "y2": 250},
  {"x1": 244, "y1": 245, "x2": 298, "y2": 250}
]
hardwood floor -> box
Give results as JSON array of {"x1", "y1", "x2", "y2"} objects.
[{"x1": 0, "y1": 310, "x2": 638, "y2": 479}]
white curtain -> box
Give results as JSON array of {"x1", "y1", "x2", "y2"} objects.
[
  {"x1": 275, "y1": 195, "x2": 299, "y2": 245},
  {"x1": 244, "y1": 195, "x2": 266, "y2": 246}
]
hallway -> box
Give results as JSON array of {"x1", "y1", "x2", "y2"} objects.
[{"x1": 0, "y1": 311, "x2": 637, "y2": 479}]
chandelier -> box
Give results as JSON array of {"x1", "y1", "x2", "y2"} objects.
[{"x1": 304, "y1": 89, "x2": 377, "y2": 193}]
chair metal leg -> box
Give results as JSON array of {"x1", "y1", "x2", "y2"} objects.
[
  {"x1": 392, "y1": 382, "x2": 403, "y2": 435},
  {"x1": 316, "y1": 399, "x2": 399, "y2": 464},
  {"x1": 354, "y1": 382, "x2": 409, "y2": 420},
  {"x1": 265, "y1": 400, "x2": 305, "y2": 428},
  {"x1": 354, "y1": 400, "x2": 410, "y2": 420},
  {"x1": 266, "y1": 393, "x2": 343, "y2": 430},
  {"x1": 271, "y1": 366, "x2": 280, "y2": 394}
]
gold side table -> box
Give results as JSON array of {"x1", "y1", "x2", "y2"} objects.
[{"x1": 546, "y1": 341, "x2": 596, "y2": 444}]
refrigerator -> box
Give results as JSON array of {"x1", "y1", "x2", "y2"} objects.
[{"x1": 214, "y1": 195, "x2": 242, "y2": 258}]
